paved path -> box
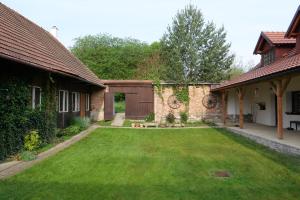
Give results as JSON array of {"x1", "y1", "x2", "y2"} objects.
[
  {"x1": 0, "y1": 124, "x2": 100, "y2": 180},
  {"x1": 111, "y1": 113, "x2": 125, "y2": 126}
]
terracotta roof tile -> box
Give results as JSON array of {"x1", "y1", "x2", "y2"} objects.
[
  {"x1": 0, "y1": 3, "x2": 104, "y2": 87},
  {"x1": 212, "y1": 50, "x2": 300, "y2": 91},
  {"x1": 263, "y1": 32, "x2": 296, "y2": 44}
]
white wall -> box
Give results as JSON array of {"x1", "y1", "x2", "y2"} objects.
[
  {"x1": 283, "y1": 76, "x2": 300, "y2": 128},
  {"x1": 227, "y1": 82, "x2": 276, "y2": 126}
]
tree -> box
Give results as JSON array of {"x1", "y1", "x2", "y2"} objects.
[
  {"x1": 161, "y1": 4, "x2": 234, "y2": 84},
  {"x1": 71, "y1": 34, "x2": 152, "y2": 80},
  {"x1": 135, "y1": 42, "x2": 166, "y2": 81}
]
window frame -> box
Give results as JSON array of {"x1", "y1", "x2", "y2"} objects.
[
  {"x1": 85, "y1": 93, "x2": 90, "y2": 111},
  {"x1": 32, "y1": 86, "x2": 42, "y2": 110},
  {"x1": 263, "y1": 49, "x2": 275, "y2": 66},
  {"x1": 292, "y1": 91, "x2": 300, "y2": 114},
  {"x1": 59, "y1": 90, "x2": 69, "y2": 113},
  {"x1": 72, "y1": 92, "x2": 80, "y2": 112}
]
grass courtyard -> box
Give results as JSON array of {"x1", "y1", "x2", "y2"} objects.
[{"x1": 1, "y1": 128, "x2": 300, "y2": 200}]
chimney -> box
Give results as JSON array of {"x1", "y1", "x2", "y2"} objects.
[{"x1": 50, "y1": 26, "x2": 59, "y2": 38}]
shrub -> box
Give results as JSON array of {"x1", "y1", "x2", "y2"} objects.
[
  {"x1": 180, "y1": 112, "x2": 188, "y2": 123},
  {"x1": 71, "y1": 117, "x2": 90, "y2": 130},
  {"x1": 20, "y1": 151, "x2": 36, "y2": 161},
  {"x1": 144, "y1": 112, "x2": 155, "y2": 122},
  {"x1": 64, "y1": 125, "x2": 82, "y2": 136},
  {"x1": 24, "y1": 130, "x2": 41, "y2": 151},
  {"x1": 166, "y1": 112, "x2": 175, "y2": 124}
]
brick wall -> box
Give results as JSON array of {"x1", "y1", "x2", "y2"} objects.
[{"x1": 91, "y1": 88, "x2": 105, "y2": 121}]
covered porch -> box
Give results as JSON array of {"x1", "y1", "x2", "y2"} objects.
[{"x1": 213, "y1": 73, "x2": 300, "y2": 155}]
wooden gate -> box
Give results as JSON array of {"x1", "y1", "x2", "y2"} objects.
[{"x1": 103, "y1": 80, "x2": 154, "y2": 120}]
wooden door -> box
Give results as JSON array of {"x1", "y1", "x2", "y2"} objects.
[
  {"x1": 125, "y1": 93, "x2": 138, "y2": 119},
  {"x1": 104, "y1": 92, "x2": 114, "y2": 120}
]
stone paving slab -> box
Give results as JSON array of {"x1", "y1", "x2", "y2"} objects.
[
  {"x1": 111, "y1": 113, "x2": 125, "y2": 127},
  {"x1": 0, "y1": 124, "x2": 100, "y2": 180}
]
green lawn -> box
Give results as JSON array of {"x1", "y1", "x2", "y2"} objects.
[{"x1": 1, "y1": 128, "x2": 300, "y2": 200}]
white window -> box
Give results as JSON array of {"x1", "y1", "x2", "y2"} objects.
[
  {"x1": 72, "y1": 92, "x2": 80, "y2": 112},
  {"x1": 59, "y1": 90, "x2": 69, "y2": 112},
  {"x1": 85, "y1": 93, "x2": 90, "y2": 111},
  {"x1": 32, "y1": 86, "x2": 41, "y2": 110}
]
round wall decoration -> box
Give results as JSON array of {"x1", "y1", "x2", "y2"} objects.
[
  {"x1": 202, "y1": 94, "x2": 218, "y2": 109},
  {"x1": 167, "y1": 95, "x2": 181, "y2": 109}
]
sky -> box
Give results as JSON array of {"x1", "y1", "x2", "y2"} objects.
[{"x1": 2, "y1": 0, "x2": 299, "y2": 68}]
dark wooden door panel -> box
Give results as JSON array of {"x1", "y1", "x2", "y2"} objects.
[{"x1": 104, "y1": 92, "x2": 114, "y2": 120}]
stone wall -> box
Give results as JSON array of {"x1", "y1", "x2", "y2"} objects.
[
  {"x1": 154, "y1": 84, "x2": 222, "y2": 123},
  {"x1": 91, "y1": 88, "x2": 105, "y2": 121}
]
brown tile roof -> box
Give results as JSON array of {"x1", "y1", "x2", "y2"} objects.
[
  {"x1": 0, "y1": 3, "x2": 104, "y2": 87},
  {"x1": 254, "y1": 32, "x2": 296, "y2": 54},
  {"x1": 263, "y1": 32, "x2": 296, "y2": 44},
  {"x1": 212, "y1": 50, "x2": 300, "y2": 91}
]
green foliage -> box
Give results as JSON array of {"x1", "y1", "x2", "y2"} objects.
[
  {"x1": 180, "y1": 112, "x2": 188, "y2": 123},
  {"x1": 114, "y1": 93, "x2": 125, "y2": 102},
  {"x1": 114, "y1": 101, "x2": 126, "y2": 113},
  {"x1": 174, "y1": 86, "x2": 189, "y2": 104},
  {"x1": 144, "y1": 112, "x2": 155, "y2": 122},
  {"x1": 166, "y1": 112, "x2": 175, "y2": 124},
  {"x1": 161, "y1": 4, "x2": 234, "y2": 83},
  {"x1": 98, "y1": 120, "x2": 112, "y2": 126},
  {"x1": 24, "y1": 130, "x2": 41, "y2": 151},
  {"x1": 71, "y1": 117, "x2": 91, "y2": 130},
  {"x1": 63, "y1": 125, "x2": 82, "y2": 136},
  {"x1": 71, "y1": 34, "x2": 163, "y2": 80},
  {"x1": 20, "y1": 151, "x2": 36, "y2": 161},
  {"x1": 0, "y1": 77, "x2": 57, "y2": 161}
]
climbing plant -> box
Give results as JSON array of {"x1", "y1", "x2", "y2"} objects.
[{"x1": 0, "y1": 75, "x2": 57, "y2": 160}]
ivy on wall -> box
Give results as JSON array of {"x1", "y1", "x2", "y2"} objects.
[
  {"x1": 173, "y1": 86, "x2": 189, "y2": 106},
  {"x1": 0, "y1": 75, "x2": 57, "y2": 160}
]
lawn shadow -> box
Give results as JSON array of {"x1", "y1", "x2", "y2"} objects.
[{"x1": 213, "y1": 127, "x2": 300, "y2": 173}]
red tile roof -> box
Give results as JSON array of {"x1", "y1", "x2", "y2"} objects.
[
  {"x1": 263, "y1": 32, "x2": 296, "y2": 44},
  {"x1": 254, "y1": 32, "x2": 296, "y2": 54},
  {"x1": 0, "y1": 3, "x2": 104, "y2": 87},
  {"x1": 212, "y1": 50, "x2": 300, "y2": 91}
]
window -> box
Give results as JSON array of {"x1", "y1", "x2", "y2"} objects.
[
  {"x1": 292, "y1": 91, "x2": 300, "y2": 114},
  {"x1": 59, "y1": 90, "x2": 69, "y2": 112},
  {"x1": 263, "y1": 49, "x2": 275, "y2": 66},
  {"x1": 72, "y1": 92, "x2": 80, "y2": 112},
  {"x1": 85, "y1": 93, "x2": 90, "y2": 111},
  {"x1": 32, "y1": 86, "x2": 41, "y2": 109}
]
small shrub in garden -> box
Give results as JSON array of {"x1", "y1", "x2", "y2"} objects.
[
  {"x1": 20, "y1": 151, "x2": 36, "y2": 161},
  {"x1": 71, "y1": 117, "x2": 90, "y2": 130},
  {"x1": 180, "y1": 112, "x2": 188, "y2": 123},
  {"x1": 24, "y1": 130, "x2": 41, "y2": 151},
  {"x1": 64, "y1": 125, "x2": 82, "y2": 136},
  {"x1": 166, "y1": 112, "x2": 175, "y2": 124},
  {"x1": 144, "y1": 112, "x2": 155, "y2": 122}
]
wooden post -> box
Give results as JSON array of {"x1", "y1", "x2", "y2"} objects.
[
  {"x1": 237, "y1": 88, "x2": 245, "y2": 129},
  {"x1": 222, "y1": 91, "x2": 228, "y2": 125},
  {"x1": 270, "y1": 77, "x2": 291, "y2": 139}
]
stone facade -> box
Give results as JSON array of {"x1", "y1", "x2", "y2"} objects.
[
  {"x1": 91, "y1": 88, "x2": 105, "y2": 121},
  {"x1": 154, "y1": 84, "x2": 222, "y2": 123}
]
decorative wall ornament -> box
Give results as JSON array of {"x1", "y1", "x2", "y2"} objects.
[
  {"x1": 167, "y1": 95, "x2": 181, "y2": 109},
  {"x1": 202, "y1": 94, "x2": 218, "y2": 109}
]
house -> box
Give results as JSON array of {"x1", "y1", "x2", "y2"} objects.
[
  {"x1": 0, "y1": 2, "x2": 105, "y2": 128},
  {"x1": 212, "y1": 5, "x2": 300, "y2": 141}
]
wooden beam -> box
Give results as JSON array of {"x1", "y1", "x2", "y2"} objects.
[
  {"x1": 236, "y1": 88, "x2": 245, "y2": 129},
  {"x1": 270, "y1": 77, "x2": 291, "y2": 139},
  {"x1": 222, "y1": 90, "x2": 228, "y2": 125}
]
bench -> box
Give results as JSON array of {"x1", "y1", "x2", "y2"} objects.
[
  {"x1": 143, "y1": 123, "x2": 159, "y2": 128},
  {"x1": 290, "y1": 121, "x2": 300, "y2": 131}
]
